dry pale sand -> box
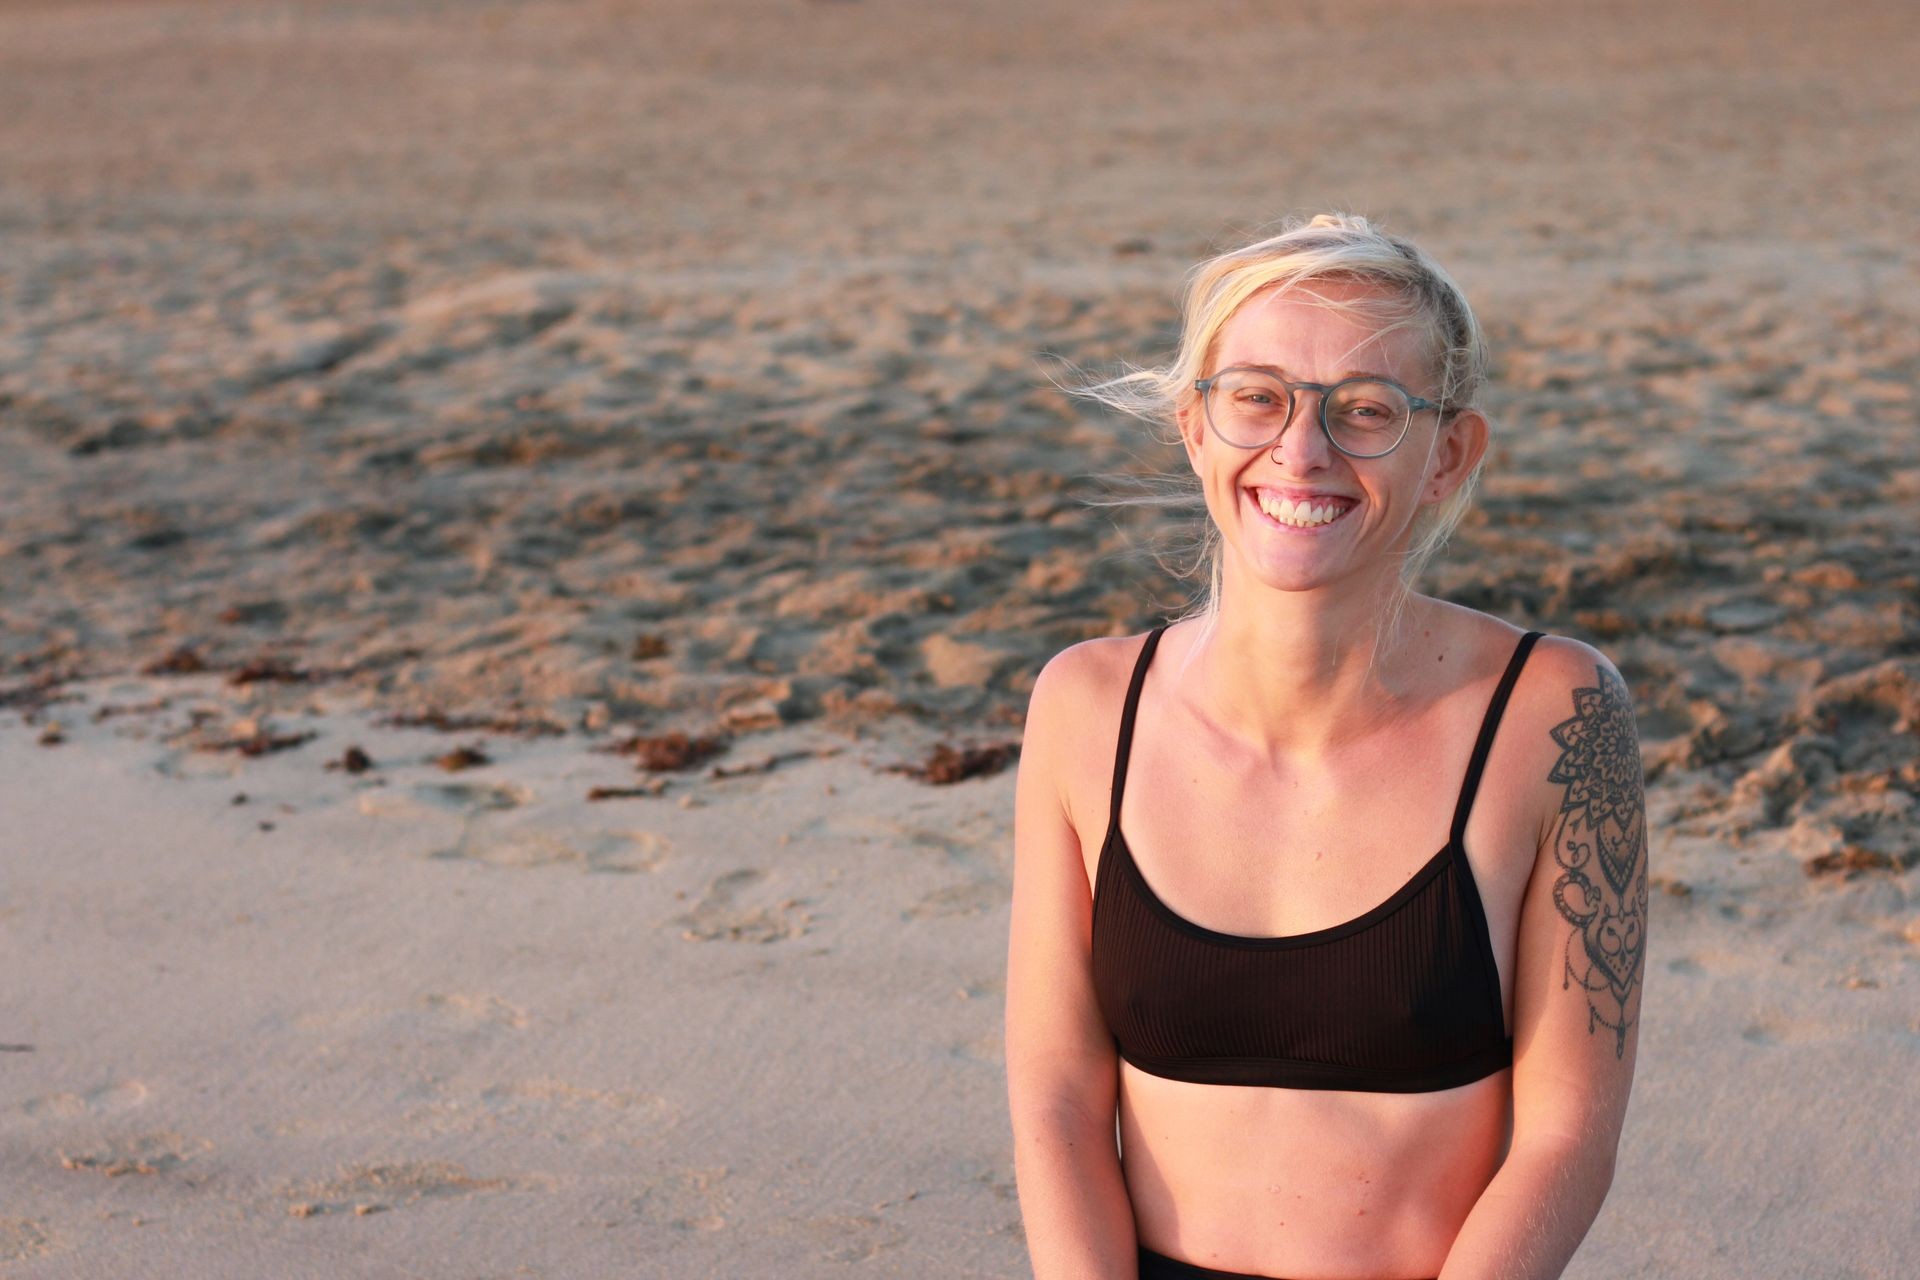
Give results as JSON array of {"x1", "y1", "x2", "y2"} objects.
[{"x1": 1, "y1": 0, "x2": 1917, "y2": 1276}]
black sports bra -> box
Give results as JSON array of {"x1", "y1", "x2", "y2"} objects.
[{"x1": 1091, "y1": 626, "x2": 1545, "y2": 1093}]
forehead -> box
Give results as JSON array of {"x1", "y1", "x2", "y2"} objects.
[{"x1": 1212, "y1": 279, "x2": 1432, "y2": 385}]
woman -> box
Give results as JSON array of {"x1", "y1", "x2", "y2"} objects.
[{"x1": 1005, "y1": 214, "x2": 1648, "y2": 1280}]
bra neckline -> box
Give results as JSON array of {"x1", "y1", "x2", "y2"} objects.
[{"x1": 1101, "y1": 825, "x2": 1461, "y2": 951}]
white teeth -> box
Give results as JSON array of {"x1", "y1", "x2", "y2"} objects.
[{"x1": 1257, "y1": 493, "x2": 1348, "y2": 528}]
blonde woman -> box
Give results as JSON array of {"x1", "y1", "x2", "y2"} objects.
[{"x1": 1006, "y1": 215, "x2": 1648, "y2": 1280}]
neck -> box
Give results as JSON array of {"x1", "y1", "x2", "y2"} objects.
[{"x1": 1181, "y1": 566, "x2": 1434, "y2": 761}]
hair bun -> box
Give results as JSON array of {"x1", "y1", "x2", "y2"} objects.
[{"x1": 1307, "y1": 212, "x2": 1374, "y2": 233}]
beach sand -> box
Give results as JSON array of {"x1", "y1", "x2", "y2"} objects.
[{"x1": 2, "y1": 0, "x2": 1916, "y2": 1275}]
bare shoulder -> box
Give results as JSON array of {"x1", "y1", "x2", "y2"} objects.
[
  {"x1": 1506, "y1": 633, "x2": 1640, "y2": 765},
  {"x1": 1497, "y1": 631, "x2": 1646, "y2": 855},
  {"x1": 1028, "y1": 632, "x2": 1147, "y2": 725},
  {"x1": 1427, "y1": 599, "x2": 1629, "y2": 706},
  {"x1": 1415, "y1": 602, "x2": 1642, "y2": 852},
  {"x1": 1519, "y1": 632, "x2": 1632, "y2": 699},
  {"x1": 1022, "y1": 630, "x2": 1157, "y2": 838}
]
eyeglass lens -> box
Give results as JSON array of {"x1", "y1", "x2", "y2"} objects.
[{"x1": 1204, "y1": 369, "x2": 1411, "y2": 456}]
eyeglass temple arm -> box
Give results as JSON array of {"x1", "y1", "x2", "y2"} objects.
[{"x1": 1196, "y1": 376, "x2": 1441, "y2": 411}]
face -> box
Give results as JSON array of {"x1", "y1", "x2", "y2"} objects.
[{"x1": 1177, "y1": 277, "x2": 1485, "y2": 597}]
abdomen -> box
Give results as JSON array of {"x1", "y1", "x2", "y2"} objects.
[{"x1": 1117, "y1": 1065, "x2": 1510, "y2": 1279}]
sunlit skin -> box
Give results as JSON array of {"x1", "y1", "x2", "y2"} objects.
[
  {"x1": 1172, "y1": 280, "x2": 1488, "y2": 756},
  {"x1": 1105, "y1": 282, "x2": 1519, "y2": 1275},
  {"x1": 1009, "y1": 271, "x2": 1644, "y2": 1279}
]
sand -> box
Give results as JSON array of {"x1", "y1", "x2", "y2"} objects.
[{"x1": 1, "y1": 0, "x2": 1916, "y2": 1275}]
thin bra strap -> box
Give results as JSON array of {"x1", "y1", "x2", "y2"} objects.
[
  {"x1": 1109, "y1": 625, "x2": 1169, "y2": 828},
  {"x1": 1450, "y1": 630, "x2": 1546, "y2": 847}
]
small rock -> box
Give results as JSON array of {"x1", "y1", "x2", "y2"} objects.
[
  {"x1": 435, "y1": 745, "x2": 490, "y2": 771},
  {"x1": 143, "y1": 647, "x2": 207, "y2": 675},
  {"x1": 1706, "y1": 601, "x2": 1786, "y2": 634},
  {"x1": 922, "y1": 634, "x2": 1000, "y2": 689},
  {"x1": 1801, "y1": 845, "x2": 1897, "y2": 879},
  {"x1": 721, "y1": 699, "x2": 784, "y2": 732},
  {"x1": 891, "y1": 741, "x2": 1020, "y2": 785},
  {"x1": 615, "y1": 731, "x2": 726, "y2": 772},
  {"x1": 338, "y1": 746, "x2": 373, "y2": 774}
]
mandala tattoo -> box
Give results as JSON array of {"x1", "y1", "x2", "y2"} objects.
[{"x1": 1546, "y1": 664, "x2": 1648, "y2": 1058}]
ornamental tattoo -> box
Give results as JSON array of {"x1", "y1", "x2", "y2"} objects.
[{"x1": 1546, "y1": 664, "x2": 1648, "y2": 1058}]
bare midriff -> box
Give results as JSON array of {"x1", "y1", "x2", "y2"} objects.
[{"x1": 1118, "y1": 1065, "x2": 1510, "y2": 1279}]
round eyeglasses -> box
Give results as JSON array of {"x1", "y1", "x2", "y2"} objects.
[{"x1": 1193, "y1": 367, "x2": 1441, "y2": 459}]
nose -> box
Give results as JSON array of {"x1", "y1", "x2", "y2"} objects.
[{"x1": 1267, "y1": 387, "x2": 1333, "y2": 468}]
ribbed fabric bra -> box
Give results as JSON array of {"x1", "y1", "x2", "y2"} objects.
[{"x1": 1091, "y1": 626, "x2": 1546, "y2": 1093}]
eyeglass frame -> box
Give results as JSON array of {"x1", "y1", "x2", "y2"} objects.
[{"x1": 1191, "y1": 366, "x2": 1445, "y2": 459}]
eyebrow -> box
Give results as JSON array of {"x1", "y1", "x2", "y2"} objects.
[{"x1": 1228, "y1": 362, "x2": 1401, "y2": 384}]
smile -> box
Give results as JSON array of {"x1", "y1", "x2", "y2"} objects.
[{"x1": 1248, "y1": 488, "x2": 1357, "y2": 531}]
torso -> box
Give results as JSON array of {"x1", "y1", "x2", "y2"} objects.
[{"x1": 1065, "y1": 604, "x2": 1553, "y2": 1279}]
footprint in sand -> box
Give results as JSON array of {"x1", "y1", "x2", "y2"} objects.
[
  {"x1": 1739, "y1": 1017, "x2": 1832, "y2": 1047},
  {"x1": 799, "y1": 1212, "x2": 907, "y2": 1264},
  {"x1": 289, "y1": 992, "x2": 531, "y2": 1051},
  {"x1": 0, "y1": 1219, "x2": 52, "y2": 1263},
  {"x1": 1665, "y1": 949, "x2": 1748, "y2": 978},
  {"x1": 21, "y1": 1079, "x2": 149, "y2": 1119},
  {"x1": 631, "y1": 1165, "x2": 730, "y2": 1233},
  {"x1": 676, "y1": 869, "x2": 809, "y2": 943},
  {"x1": 357, "y1": 780, "x2": 531, "y2": 820},
  {"x1": 394, "y1": 1076, "x2": 676, "y2": 1143},
  {"x1": 358, "y1": 782, "x2": 669, "y2": 872},
  {"x1": 904, "y1": 879, "x2": 1007, "y2": 921},
  {"x1": 58, "y1": 1131, "x2": 211, "y2": 1177},
  {"x1": 948, "y1": 1034, "x2": 1005, "y2": 1067},
  {"x1": 420, "y1": 992, "x2": 530, "y2": 1030},
  {"x1": 281, "y1": 1159, "x2": 546, "y2": 1218},
  {"x1": 434, "y1": 820, "x2": 669, "y2": 873},
  {"x1": 476, "y1": 1079, "x2": 673, "y2": 1124}
]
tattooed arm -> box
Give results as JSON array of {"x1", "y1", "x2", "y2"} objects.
[{"x1": 1440, "y1": 640, "x2": 1649, "y2": 1280}]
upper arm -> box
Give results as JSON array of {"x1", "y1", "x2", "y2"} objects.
[
  {"x1": 1005, "y1": 642, "x2": 1122, "y2": 1129},
  {"x1": 1507, "y1": 638, "x2": 1650, "y2": 1170}
]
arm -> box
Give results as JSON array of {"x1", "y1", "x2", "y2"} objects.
[
  {"x1": 1441, "y1": 645, "x2": 1650, "y2": 1280},
  {"x1": 1006, "y1": 647, "x2": 1138, "y2": 1279}
]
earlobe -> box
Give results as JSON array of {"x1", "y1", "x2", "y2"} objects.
[
  {"x1": 1439, "y1": 409, "x2": 1489, "y2": 486},
  {"x1": 1177, "y1": 402, "x2": 1204, "y2": 462},
  {"x1": 1418, "y1": 410, "x2": 1488, "y2": 507}
]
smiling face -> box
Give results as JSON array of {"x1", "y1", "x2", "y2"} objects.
[{"x1": 1177, "y1": 276, "x2": 1484, "y2": 599}]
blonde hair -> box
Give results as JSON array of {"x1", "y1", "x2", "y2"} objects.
[{"x1": 1073, "y1": 212, "x2": 1490, "y2": 639}]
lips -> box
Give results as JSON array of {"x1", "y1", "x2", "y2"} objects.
[{"x1": 1246, "y1": 487, "x2": 1358, "y2": 531}]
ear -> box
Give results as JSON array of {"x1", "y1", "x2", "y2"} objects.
[
  {"x1": 1422, "y1": 408, "x2": 1489, "y2": 505},
  {"x1": 1177, "y1": 397, "x2": 1206, "y2": 474}
]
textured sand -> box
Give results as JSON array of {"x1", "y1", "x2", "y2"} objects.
[{"x1": 1, "y1": 0, "x2": 1917, "y2": 1275}]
